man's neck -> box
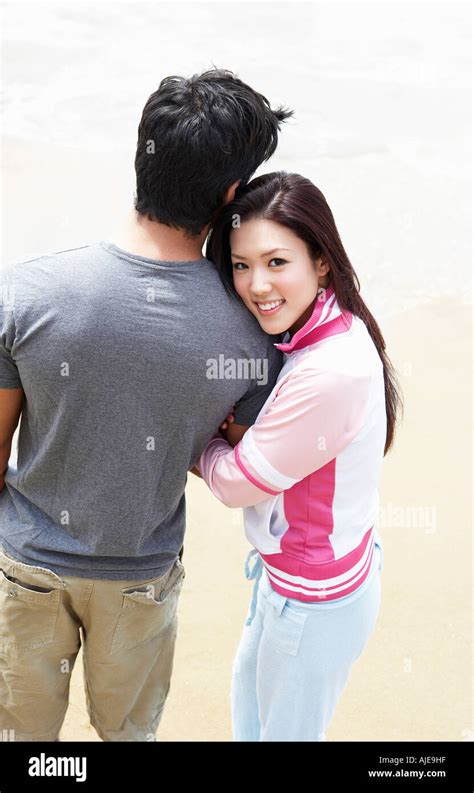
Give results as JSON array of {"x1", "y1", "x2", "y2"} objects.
[{"x1": 113, "y1": 208, "x2": 209, "y2": 262}]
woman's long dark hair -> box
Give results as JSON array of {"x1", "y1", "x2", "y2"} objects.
[{"x1": 206, "y1": 171, "x2": 403, "y2": 455}]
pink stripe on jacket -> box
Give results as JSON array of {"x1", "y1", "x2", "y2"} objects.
[{"x1": 198, "y1": 285, "x2": 387, "y2": 602}]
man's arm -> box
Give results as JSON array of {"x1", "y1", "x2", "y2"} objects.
[
  {"x1": 219, "y1": 422, "x2": 248, "y2": 448},
  {"x1": 190, "y1": 341, "x2": 282, "y2": 478},
  {"x1": 189, "y1": 423, "x2": 248, "y2": 479},
  {"x1": 0, "y1": 388, "x2": 24, "y2": 490}
]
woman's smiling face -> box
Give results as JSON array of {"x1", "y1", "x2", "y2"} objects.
[{"x1": 230, "y1": 218, "x2": 330, "y2": 336}]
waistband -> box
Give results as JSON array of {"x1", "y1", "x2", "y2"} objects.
[{"x1": 244, "y1": 542, "x2": 383, "y2": 628}]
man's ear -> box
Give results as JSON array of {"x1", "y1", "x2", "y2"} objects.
[{"x1": 223, "y1": 180, "x2": 241, "y2": 205}]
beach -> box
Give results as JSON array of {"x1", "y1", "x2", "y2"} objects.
[{"x1": 1, "y1": 1, "x2": 471, "y2": 742}]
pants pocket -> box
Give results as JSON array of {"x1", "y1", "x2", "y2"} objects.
[
  {"x1": 264, "y1": 601, "x2": 307, "y2": 657},
  {"x1": 0, "y1": 564, "x2": 62, "y2": 652},
  {"x1": 110, "y1": 558, "x2": 185, "y2": 655}
]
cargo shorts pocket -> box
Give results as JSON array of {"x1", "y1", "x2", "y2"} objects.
[
  {"x1": 264, "y1": 601, "x2": 307, "y2": 657},
  {"x1": 0, "y1": 559, "x2": 62, "y2": 652},
  {"x1": 110, "y1": 558, "x2": 185, "y2": 655}
]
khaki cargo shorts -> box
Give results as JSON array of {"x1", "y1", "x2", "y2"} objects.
[{"x1": 0, "y1": 547, "x2": 185, "y2": 742}]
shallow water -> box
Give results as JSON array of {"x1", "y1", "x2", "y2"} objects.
[{"x1": 2, "y1": 2, "x2": 471, "y2": 317}]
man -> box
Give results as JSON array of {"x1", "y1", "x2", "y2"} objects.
[{"x1": 0, "y1": 69, "x2": 291, "y2": 741}]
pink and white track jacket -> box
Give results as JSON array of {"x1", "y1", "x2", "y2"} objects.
[{"x1": 198, "y1": 284, "x2": 387, "y2": 602}]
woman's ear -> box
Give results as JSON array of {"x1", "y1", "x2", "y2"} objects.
[
  {"x1": 315, "y1": 257, "x2": 330, "y2": 289},
  {"x1": 315, "y1": 256, "x2": 330, "y2": 278}
]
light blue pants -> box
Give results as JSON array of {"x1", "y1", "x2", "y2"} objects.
[{"x1": 231, "y1": 543, "x2": 383, "y2": 741}]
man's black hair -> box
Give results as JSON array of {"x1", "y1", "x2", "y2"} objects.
[{"x1": 134, "y1": 68, "x2": 293, "y2": 236}]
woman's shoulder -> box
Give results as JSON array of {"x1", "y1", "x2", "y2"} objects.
[
  {"x1": 273, "y1": 354, "x2": 372, "y2": 409},
  {"x1": 294, "y1": 318, "x2": 382, "y2": 379}
]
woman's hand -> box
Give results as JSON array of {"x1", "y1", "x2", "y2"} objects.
[{"x1": 219, "y1": 411, "x2": 235, "y2": 432}]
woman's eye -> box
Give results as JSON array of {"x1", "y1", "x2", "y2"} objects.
[{"x1": 232, "y1": 259, "x2": 287, "y2": 270}]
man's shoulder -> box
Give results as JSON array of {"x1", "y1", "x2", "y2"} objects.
[
  {"x1": 1, "y1": 244, "x2": 103, "y2": 316},
  {"x1": 6, "y1": 243, "x2": 99, "y2": 271},
  {"x1": 207, "y1": 279, "x2": 279, "y2": 340},
  {"x1": 3, "y1": 243, "x2": 101, "y2": 284},
  {"x1": 211, "y1": 290, "x2": 282, "y2": 358}
]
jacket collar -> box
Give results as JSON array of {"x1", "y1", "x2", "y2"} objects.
[{"x1": 274, "y1": 284, "x2": 353, "y2": 354}]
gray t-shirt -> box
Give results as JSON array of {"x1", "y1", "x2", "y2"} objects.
[{"x1": 0, "y1": 242, "x2": 283, "y2": 579}]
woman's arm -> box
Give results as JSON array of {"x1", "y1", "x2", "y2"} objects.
[
  {"x1": 189, "y1": 411, "x2": 244, "y2": 479},
  {"x1": 197, "y1": 367, "x2": 371, "y2": 508},
  {"x1": 189, "y1": 423, "x2": 248, "y2": 478}
]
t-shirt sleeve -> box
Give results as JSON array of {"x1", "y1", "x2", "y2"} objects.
[
  {"x1": 232, "y1": 340, "x2": 283, "y2": 425},
  {"x1": 198, "y1": 366, "x2": 371, "y2": 508},
  {"x1": 0, "y1": 267, "x2": 22, "y2": 388}
]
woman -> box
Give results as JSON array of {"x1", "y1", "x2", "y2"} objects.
[{"x1": 195, "y1": 172, "x2": 402, "y2": 741}]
